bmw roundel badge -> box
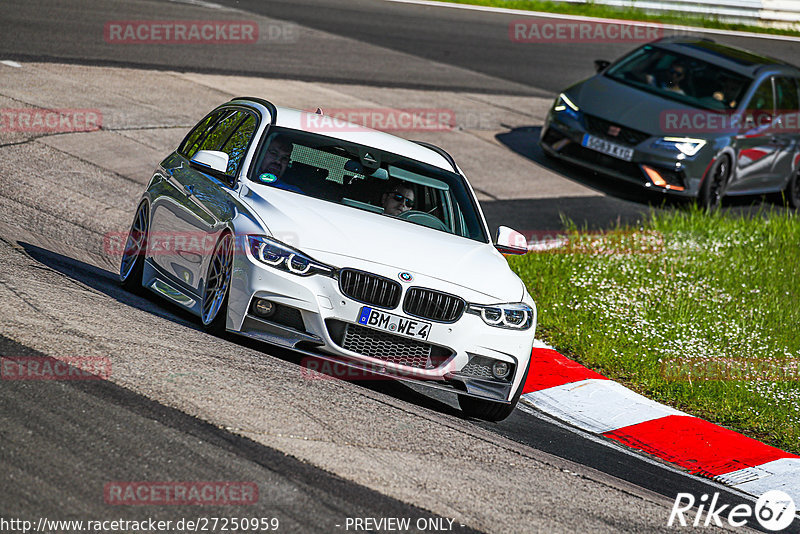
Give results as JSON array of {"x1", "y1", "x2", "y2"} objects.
[{"x1": 399, "y1": 272, "x2": 413, "y2": 282}]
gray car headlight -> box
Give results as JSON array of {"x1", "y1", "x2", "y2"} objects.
[
  {"x1": 466, "y1": 302, "x2": 534, "y2": 330},
  {"x1": 652, "y1": 137, "x2": 707, "y2": 157},
  {"x1": 247, "y1": 235, "x2": 335, "y2": 277},
  {"x1": 553, "y1": 93, "x2": 580, "y2": 119}
]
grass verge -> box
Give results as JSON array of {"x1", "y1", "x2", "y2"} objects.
[
  {"x1": 510, "y1": 207, "x2": 800, "y2": 453},
  {"x1": 436, "y1": 0, "x2": 800, "y2": 38}
]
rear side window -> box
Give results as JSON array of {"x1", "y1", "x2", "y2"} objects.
[
  {"x1": 747, "y1": 79, "x2": 775, "y2": 114},
  {"x1": 775, "y1": 77, "x2": 799, "y2": 112},
  {"x1": 221, "y1": 114, "x2": 257, "y2": 175},
  {"x1": 179, "y1": 110, "x2": 224, "y2": 159},
  {"x1": 180, "y1": 108, "x2": 259, "y2": 176}
]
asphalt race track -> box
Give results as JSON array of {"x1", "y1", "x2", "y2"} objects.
[{"x1": 1, "y1": 0, "x2": 798, "y2": 532}]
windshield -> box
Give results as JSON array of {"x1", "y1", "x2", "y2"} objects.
[
  {"x1": 249, "y1": 128, "x2": 489, "y2": 243},
  {"x1": 606, "y1": 45, "x2": 752, "y2": 111}
]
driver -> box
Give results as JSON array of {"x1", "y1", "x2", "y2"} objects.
[
  {"x1": 259, "y1": 135, "x2": 292, "y2": 178},
  {"x1": 257, "y1": 135, "x2": 303, "y2": 193},
  {"x1": 381, "y1": 179, "x2": 415, "y2": 216}
]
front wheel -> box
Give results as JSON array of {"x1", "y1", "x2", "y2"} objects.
[
  {"x1": 201, "y1": 232, "x2": 234, "y2": 335},
  {"x1": 784, "y1": 170, "x2": 800, "y2": 209},
  {"x1": 698, "y1": 155, "x2": 731, "y2": 211},
  {"x1": 458, "y1": 357, "x2": 531, "y2": 422},
  {"x1": 119, "y1": 201, "x2": 149, "y2": 293}
]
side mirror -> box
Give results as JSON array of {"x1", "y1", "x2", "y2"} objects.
[
  {"x1": 495, "y1": 226, "x2": 528, "y2": 255},
  {"x1": 190, "y1": 150, "x2": 230, "y2": 175},
  {"x1": 594, "y1": 59, "x2": 610, "y2": 73}
]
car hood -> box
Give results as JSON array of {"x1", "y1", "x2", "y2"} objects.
[
  {"x1": 569, "y1": 75, "x2": 701, "y2": 137},
  {"x1": 239, "y1": 184, "x2": 525, "y2": 302}
]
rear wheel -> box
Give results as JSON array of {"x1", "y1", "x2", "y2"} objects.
[
  {"x1": 698, "y1": 155, "x2": 731, "y2": 211},
  {"x1": 458, "y1": 357, "x2": 531, "y2": 422},
  {"x1": 784, "y1": 170, "x2": 800, "y2": 209},
  {"x1": 119, "y1": 201, "x2": 149, "y2": 293},
  {"x1": 201, "y1": 232, "x2": 234, "y2": 335}
]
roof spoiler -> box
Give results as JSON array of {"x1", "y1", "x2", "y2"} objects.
[
  {"x1": 229, "y1": 97, "x2": 278, "y2": 126},
  {"x1": 413, "y1": 140, "x2": 459, "y2": 174}
]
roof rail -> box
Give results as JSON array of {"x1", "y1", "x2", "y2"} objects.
[
  {"x1": 413, "y1": 140, "x2": 459, "y2": 173},
  {"x1": 656, "y1": 36, "x2": 715, "y2": 43},
  {"x1": 229, "y1": 97, "x2": 278, "y2": 125}
]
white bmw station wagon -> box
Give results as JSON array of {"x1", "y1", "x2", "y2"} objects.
[{"x1": 119, "y1": 97, "x2": 536, "y2": 421}]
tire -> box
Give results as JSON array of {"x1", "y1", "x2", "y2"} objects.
[
  {"x1": 698, "y1": 155, "x2": 731, "y2": 211},
  {"x1": 119, "y1": 201, "x2": 149, "y2": 293},
  {"x1": 784, "y1": 170, "x2": 800, "y2": 210},
  {"x1": 458, "y1": 356, "x2": 531, "y2": 422},
  {"x1": 201, "y1": 232, "x2": 234, "y2": 335}
]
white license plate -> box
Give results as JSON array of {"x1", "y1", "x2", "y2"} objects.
[
  {"x1": 582, "y1": 134, "x2": 634, "y2": 161},
  {"x1": 357, "y1": 307, "x2": 431, "y2": 341}
]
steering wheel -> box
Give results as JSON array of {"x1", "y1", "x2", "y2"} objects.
[{"x1": 397, "y1": 210, "x2": 448, "y2": 231}]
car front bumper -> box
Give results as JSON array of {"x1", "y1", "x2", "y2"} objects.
[
  {"x1": 540, "y1": 110, "x2": 715, "y2": 198},
  {"x1": 225, "y1": 240, "x2": 536, "y2": 403}
]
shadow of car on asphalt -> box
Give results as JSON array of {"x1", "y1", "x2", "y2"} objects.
[{"x1": 18, "y1": 241, "x2": 465, "y2": 420}]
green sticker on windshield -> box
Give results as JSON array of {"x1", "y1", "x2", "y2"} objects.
[{"x1": 258, "y1": 172, "x2": 278, "y2": 183}]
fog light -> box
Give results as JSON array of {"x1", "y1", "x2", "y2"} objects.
[
  {"x1": 492, "y1": 361, "x2": 510, "y2": 379},
  {"x1": 253, "y1": 298, "x2": 276, "y2": 318},
  {"x1": 642, "y1": 165, "x2": 667, "y2": 187}
]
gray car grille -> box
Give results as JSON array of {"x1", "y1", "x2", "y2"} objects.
[
  {"x1": 326, "y1": 320, "x2": 452, "y2": 370},
  {"x1": 403, "y1": 288, "x2": 465, "y2": 323},
  {"x1": 584, "y1": 114, "x2": 650, "y2": 147},
  {"x1": 339, "y1": 269, "x2": 402, "y2": 309}
]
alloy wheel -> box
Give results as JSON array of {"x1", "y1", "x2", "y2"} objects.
[
  {"x1": 120, "y1": 203, "x2": 149, "y2": 282},
  {"x1": 708, "y1": 157, "x2": 728, "y2": 209},
  {"x1": 202, "y1": 233, "x2": 234, "y2": 325}
]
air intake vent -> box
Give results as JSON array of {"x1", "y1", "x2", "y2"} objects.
[
  {"x1": 326, "y1": 320, "x2": 452, "y2": 369},
  {"x1": 338, "y1": 269, "x2": 402, "y2": 309}
]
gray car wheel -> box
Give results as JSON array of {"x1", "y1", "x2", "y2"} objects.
[
  {"x1": 698, "y1": 155, "x2": 731, "y2": 211},
  {"x1": 119, "y1": 201, "x2": 149, "y2": 291},
  {"x1": 201, "y1": 232, "x2": 234, "y2": 333}
]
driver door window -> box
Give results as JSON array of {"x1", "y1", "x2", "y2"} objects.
[{"x1": 745, "y1": 78, "x2": 775, "y2": 129}]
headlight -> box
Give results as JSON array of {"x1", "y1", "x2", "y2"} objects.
[
  {"x1": 651, "y1": 137, "x2": 707, "y2": 157},
  {"x1": 466, "y1": 302, "x2": 534, "y2": 330},
  {"x1": 247, "y1": 235, "x2": 335, "y2": 277},
  {"x1": 553, "y1": 93, "x2": 580, "y2": 119}
]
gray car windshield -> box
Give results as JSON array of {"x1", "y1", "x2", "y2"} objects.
[
  {"x1": 606, "y1": 45, "x2": 752, "y2": 111},
  {"x1": 250, "y1": 128, "x2": 489, "y2": 243}
]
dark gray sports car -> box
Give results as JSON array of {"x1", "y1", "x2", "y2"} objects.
[{"x1": 540, "y1": 37, "x2": 800, "y2": 209}]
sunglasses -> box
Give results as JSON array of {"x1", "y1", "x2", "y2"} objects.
[{"x1": 390, "y1": 192, "x2": 414, "y2": 208}]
